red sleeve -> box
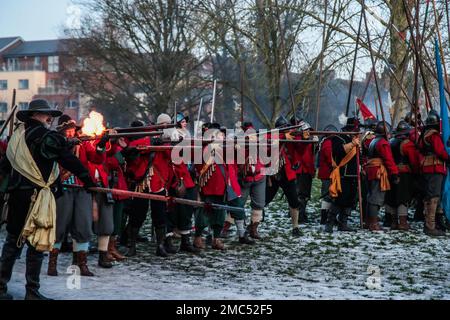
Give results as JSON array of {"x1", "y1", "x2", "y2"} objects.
[
  {"x1": 376, "y1": 140, "x2": 399, "y2": 176},
  {"x1": 429, "y1": 134, "x2": 449, "y2": 161},
  {"x1": 322, "y1": 139, "x2": 332, "y2": 166},
  {"x1": 83, "y1": 141, "x2": 106, "y2": 164}
]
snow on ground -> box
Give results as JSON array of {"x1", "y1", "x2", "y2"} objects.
[{"x1": 1, "y1": 180, "x2": 450, "y2": 300}]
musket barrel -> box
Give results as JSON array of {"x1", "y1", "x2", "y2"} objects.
[
  {"x1": 115, "y1": 124, "x2": 176, "y2": 133},
  {"x1": 79, "y1": 130, "x2": 164, "y2": 141}
]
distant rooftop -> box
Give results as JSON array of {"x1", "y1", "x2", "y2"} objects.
[
  {"x1": 3, "y1": 39, "x2": 67, "y2": 58},
  {"x1": 0, "y1": 37, "x2": 22, "y2": 53}
]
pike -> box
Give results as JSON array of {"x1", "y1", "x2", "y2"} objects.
[
  {"x1": 62, "y1": 185, "x2": 245, "y2": 213},
  {"x1": 194, "y1": 98, "x2": 203, "y2": 139},
  {"x1": 79, "y1": 131, "x2": 164, "y2": 141},
  {"x1": 0, "y1": 104, "x2": 17, "y2": 137},
  {"x1": 210, "y1": 80, "x2": 217, "y2": 122},
  {"x1": 1, "y1": 89, "x2": 17, "y2": 138}
]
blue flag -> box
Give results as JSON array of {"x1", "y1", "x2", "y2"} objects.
[{"x1": 435, "y1": 39, "x2": 450, "y2": 220}]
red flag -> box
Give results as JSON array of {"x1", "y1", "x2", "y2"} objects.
[{"x1": 356, "y1": 98, "x2": 376, "y2": 121}]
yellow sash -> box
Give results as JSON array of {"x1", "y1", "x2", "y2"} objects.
[
  {"x1": 6, "y1": 124, "x2": 59, "y2": 252},
  {"x1": 329, "y1": 146, "x2": 357, "y2": 198}
]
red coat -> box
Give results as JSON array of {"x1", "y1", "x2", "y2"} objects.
[
  {"x1": 268, "y1": 132, "x2": 296, "y2": 181},
  {"x1": 173, "y1": 162, "x2": 195, "y2": 189},
  {"x1": 400, "y1": 140, "x2": 422, "y2": 174},
  {"x1": 60, "y1": 143, "x2": 89, "y2": 186},
  {"x1": 365, "y1": 137, "x2": 399, "y2": 181},
  {"x1": 238, "y1": 146, "x2": 265, "y2": 183},
  {"x1": 419, "y1": 130, "x2": 449, "y2": 175},
  {"x1": 149, "y1": 144, "x2": 174, "y2": 193},
  {"x1": 196, "y1": 146, "x2": 241, "y2": 197},
  {"x1": 126, "y1": 137, "x2": 152, "y2": 183},
  {"x1": 83, "y1": 140, "x2": 109, "y2": 187},
  {"x1": 106, "y1": 143, "x2": 129, "y2": 200},
  {"x1": 290, "y1": 138, "x2": 315, "y2": 175},
  {"x1": 317, "y1": 138, "x2": 333, "y2": 180}
]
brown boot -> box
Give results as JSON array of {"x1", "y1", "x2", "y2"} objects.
[
  {"x1": 108, "y1": 236, "x2": 126, "y2": 261},
  {"x1": 368, "y1": 216, "x2": 382, "y2": 231},
  {"x1": 212, "y1": 238, "x2": 225, "y2": 250},
  {"x1": 247, "y1": 222, "x2": 261, "y2": 239},
  {"x1": 390, "y1": 213, "x2": 399, "y2": 230},
  {"x1": 193, "y1": 236, "x2": 205, "y2": 249},
  {"x1": 76, "y1": 251, "x2": 94, "y2": 276},
  {"x1": 424, "y1": 198, "x2": 445, "y2": 237},
  {"x1": 47, "y1": 248, "x2": 59, "y2": 276},
  {"x1": 398, "y1": 215, "x2": 410, "y2": 231}
]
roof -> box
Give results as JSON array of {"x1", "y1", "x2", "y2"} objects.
[
  {"x1": 2, "y1": 39, "x2": 67, "y2": 58},
  {"x1": 0, "y1": 37, "x2": 22, "y2": 53}
]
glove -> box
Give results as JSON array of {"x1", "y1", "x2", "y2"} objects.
[
  {"x1": 97, "y1": 132, "x2": 110, "y2": 149},
  {"x1": 121, "y1": 147, "x2": 139, "y2": 159},
  {"x1": 151, "y1": 137, "x2": 163, "y2": 146},
  {"x1": 390, "y1": 174, "x2": 400, "y2": 185},
  {"x1": 67, "y1": 138, "x2": 82, "y2": 148}
]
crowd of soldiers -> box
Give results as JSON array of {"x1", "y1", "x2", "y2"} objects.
[{"x1": 0, "y1": 98, "x2": 449, "y2": 300}]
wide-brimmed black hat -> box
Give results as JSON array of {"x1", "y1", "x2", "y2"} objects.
[{"x1": 16, "y1": 99, "x2": 62, "y2": 122}]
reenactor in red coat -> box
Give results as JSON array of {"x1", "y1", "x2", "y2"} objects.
[
  {"x1": 265, "y1": 116, "x2": 302, "y2": 237},
  {"x1": 418, "y1": 110, "x2": 448, "y2": 236},
  {"x1": 316, "y1": 125, "x2": 337, "y2": 225},
  {"x1": 364, "y1": 121, "x2": 399, "y2": 231},
  {"x1": 385, "y1": 121, "x2": 421, "y2": 231},
  {"x1": 194, "y1": 124, "x2": 242, "y2": 250},
  {"x1": 288, "y1": 118, "x2": 316, "y2": 224}
]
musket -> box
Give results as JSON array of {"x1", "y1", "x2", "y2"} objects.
[
  {"x1": 309, "y1": 131, "x2": 360, "y2": 136},
  {"x1": 210, "y1": 80, "x2": 217, "y2": 122},
  {"x1": 62, "y1": 184, "x2": 245, "y2": 213},
  {"x1": 115, "y1": 124, "x2": 176, "y2": 133},
  {"x1": 0, "y1": 105, "x2": 18, "y2": 137},
  {"x1": 8, "y1": 89, "x2": 16, "y2": 137},
  {"x1": 79, "y1": 131, "x2": 164, "y2": 141},
  {"x1": 246, "y1": 123, "x2": 305, "y2": 137},
  {"x1": 356, "y1": 146, "x2": 364, "y2": 229}
]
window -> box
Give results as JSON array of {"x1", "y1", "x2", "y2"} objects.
[
  {"x1": 48, "y1": 56, "x2": 59, "y2": 73},
  {"x1": 18, "y1": 79, "x2": 29, "y2": 90},
  {"x1": 34, "y1": 57, "x2": 41, "y2": 65},
  {"x1": 67, "y1": 100, "x2": 79, "y2": 109},
  {"x1": 0, "y1": 102, "x2": 7, "y2": 113},
  {"x1": 18, "y1": 102, "x2": 28, "y2": 110},
  {"x1": 0, "y1": 80, "x2": 7, "y2": 90}
]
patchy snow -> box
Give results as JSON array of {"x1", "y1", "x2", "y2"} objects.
[{"x1": 1, "y1": 180, "x2": 450, "y2": 300}]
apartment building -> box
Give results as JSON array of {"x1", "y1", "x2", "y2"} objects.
[{"x1": 0, "y1": 36, "x2": 80, "y2": 121}]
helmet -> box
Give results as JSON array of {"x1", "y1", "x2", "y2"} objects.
[
  {"x1": 299, "y1": 120, "x2": 312, "y2": 131},
  {"x1": 374, "y1": 121, "x2": 391, "y2": 135},
  {"x1": 404, "y1": 111, "x2": 421, "y2": 125},
  {"x1": 130, "y1": 120, "x2": 145, "y2": 127},
  {"x1": 364, "y1": 118, "x2": 377, "y2": 131},
  {"x1": 395, "y1": 120, "x2": 411, "y2": 135},
  {"x1": 275, "y1": 115, "x2": 289, "y2": 128},
  {"x1": 290, "y1": 116, "x2": 302, "y2": 125},
  {"x1": 323, "y1": 124, "x2": 338, "y2": 132},
  {"x1": 425, "y1": 109, "x2": 440, "y2": 126},
  {"x1": 342, "y1": 117, "x2": 360, "y2": 131}
]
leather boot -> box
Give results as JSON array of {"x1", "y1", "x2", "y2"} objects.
[
  {"x1": 212, "y1": 238, "x2": 225, "y2": 250},
  {"x1": 98, "y1": 251, "x2": 113, "y2": 268},
  {"x1": 424, "y1": 198, "x2": 445, "y2": 237},
  {"x1": 320, "y1": 209, "x2": 328, "y2": 225},
  {"x1": 126, "y1": 227, "x2": 139, "y2": 257},
  {"x1": 108, "y1": 236, "x2": 126, "y2": 261},
  {"x1": 193, "y1": 236, "x2": 205, "y2": 249},
  {"x1": 25, "y1": 246, "x2": 51, "y2": 300},
  {"x1": 164, "y1": 236, "x2": 178, "y2": 254},
  {"x1": 180, "y1": 234, "x2": 200, "y2": 253},
  {"x1": 47, "y1": 248, "x2": 59, "y2": 276},
  {"x1": 239, "y1": 232, "x2": 256, "y2": 245},
  {"x1": 155, "y1": 227, "x2": 169, "y2": 257},
  {"x1": 247, "y1": 222, "x2": 261, "y2": 239},
  {"x1": 77, "y1": 251, "x2": 94, "y2": 276},
  {"x1": 435, "y1": 211, "x2": 449, "y2": 232},
  {"x1": 368, "y1": 216, "x2": 382, "y2": 231},
  {"x1": 0, "y1": 234, "x2": 19, "y2": 300},
  {"x1": 398, "y1": 215, "x2": 410, "y2": 231},
  {"x1": 337, "y1": 210, "x2": 355, "y2": 232},
  {"x1": 390, "y1": 213, "x2": 399, "y2": 230},
  {"x1": 324, "y1": 209, "x2": 336, "y2": 233}
]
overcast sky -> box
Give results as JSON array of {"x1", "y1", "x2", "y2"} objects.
[{"x1": 0, "y1": 0, "x2": 75, "y2": 40}]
